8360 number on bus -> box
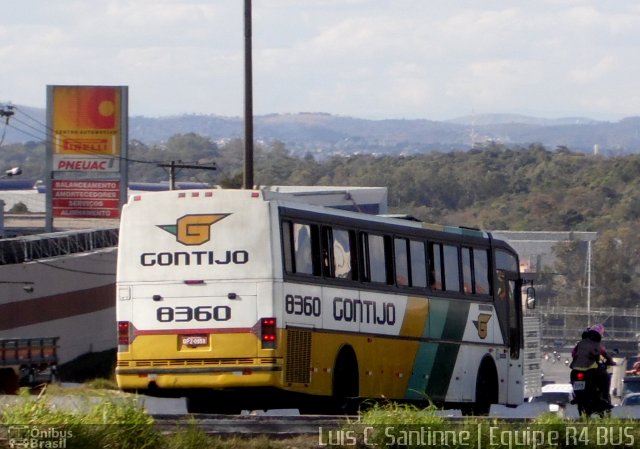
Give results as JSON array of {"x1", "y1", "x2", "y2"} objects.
[
  {"x1": 285, "y1": 294, "x2": 321, "y2": 317},
  {"x1": 156, "y1": 306, "x2": 231, "y2": 323}
]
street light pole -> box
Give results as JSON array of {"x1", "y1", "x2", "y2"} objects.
[
  {"x1": 0, "y1": 167, "x2": 22, "y2": 237},
  {"x1": 243, "y1": 0, "x2": 254, "y2": 190},
  {"x1": 587, "y1": 240, "x2": 592, "y2": 326}
]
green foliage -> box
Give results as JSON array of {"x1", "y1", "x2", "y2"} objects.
[
  {"x1": 8, "y1": 201, "x2": 28, "y2": 213},
  {"x1": 4, "y1": 136, "x2": 640, "y2": 309},
  {"x1": 163, "y1": 418, "x2": 214, "y2": 449}
]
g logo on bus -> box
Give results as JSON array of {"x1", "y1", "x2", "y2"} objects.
[
  {"x1": 158, "y1": 214, "x2": 229, "y2": 246},
  {"x1": 473, "y1": 313, "x2": 492, "y2": 339}
]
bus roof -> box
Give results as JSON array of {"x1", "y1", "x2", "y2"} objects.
[{"x1": 125, "y1": 187, "x2": 492, "y2": 241}]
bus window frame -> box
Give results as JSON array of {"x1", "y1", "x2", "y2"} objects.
[
  {"x1": 279, "y1": 207, "x2": 502, "y2": 302},
  {"x1": 281, "y1": 219, "x2": 321, "y2": 277},
  {"x1": 360, "y1": 231, "x2": 393, "y2": 285},
  {"x1": 393, "y1": 237, "x2": 410, "y2": 287},
  {"x1": 322, "y1": 225, "x2": 357, "y2": 281}
]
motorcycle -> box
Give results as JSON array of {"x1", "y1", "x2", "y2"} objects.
[{"x1": 570, "y1": 361, "x2": 614, "y2": 417}]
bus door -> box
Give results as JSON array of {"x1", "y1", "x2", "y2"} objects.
[{"x1": 494, "y1": 251, "x2": 524, "y2": 405}]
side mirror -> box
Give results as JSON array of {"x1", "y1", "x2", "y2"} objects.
[{"x1": 526, "y1": 286, "x2": 536, "y2": 309}]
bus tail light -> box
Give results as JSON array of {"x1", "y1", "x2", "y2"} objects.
[
  {"x1": 118, "y1": 321, "x2": 131, "y2": 345},
  {"x1": 261, "y1": 317, "x2": 277, "y2": 349}
]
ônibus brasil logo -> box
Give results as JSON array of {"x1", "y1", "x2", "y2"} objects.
[{"x1": 157, "y1": 214, "x2": 229, "y2": 246}]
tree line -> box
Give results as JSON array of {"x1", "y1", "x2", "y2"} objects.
[{"x1": 3, "y1": 134, "x2": 640, "y2": 310}]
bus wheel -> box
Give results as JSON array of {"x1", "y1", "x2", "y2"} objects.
[
  {"x1": 332, "y1": 346, "x2": 359, "y2": 414},
  {"x1": 474, "y1": 357, "x2": 498, "y2": 415}
]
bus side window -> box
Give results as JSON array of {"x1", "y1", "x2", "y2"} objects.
[
  {"x1": 409, "y1": 240, "x2": 427, "y2": 288},
  {"x1": 323, "y1": 226, "x2": 355, "y2": 280},
  {"x1": 332, "y1": 228, "x2": 354, "y2": 279},
  {"x1": 293, "y1": 223, "x2": 314, "y2": 275},
  {"x1": 474, "y1": 249, "x2": 490, "y2": 294},
  {"x1": 394, "y1": 238, "x2": 409, "y2": 286},
  {"x1": 428, "y1": 242, "x2": 443, "y2": 290},
  {"x1": 462, "y1": 247, "x2": 472, "y2": 293},
  {"x1": 283, "y1": 221, "x2": 319, "y2": 276},
  {"x1": 443, "y1": 244, "x2": 460, "y2": 292},
  {"x1": 362, "y1": 233, "x2": 390, "y2": 284},
  {"x1": 282, "y1": 220, "x2": 294, "y2": 273}
]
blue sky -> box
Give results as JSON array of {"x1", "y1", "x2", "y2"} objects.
[{"x1": 2, "y1": 0, "x2": 639, "y2": 120}]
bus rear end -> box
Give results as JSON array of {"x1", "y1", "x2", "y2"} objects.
[{"x1": 115, "y1": 190, "x2": 280, "y2": 412}]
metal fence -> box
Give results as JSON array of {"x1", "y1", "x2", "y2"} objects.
[{"x1": 0, "y1": 228, "x2": 119, "y2": 265}]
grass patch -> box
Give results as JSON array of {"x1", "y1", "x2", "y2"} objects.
[
  {"x1": 4, "y1": 397, "x2": 640, "y2": 449},
  {"x1": 0, "y1": 390, "x2": 160, "y2": 449},
  {"x1": 35, "y1": 380, "x2": 123, "y2": 398},
  {"x1": 0, "y1": 391, "x2": 321, "y2": 449},
  {"x1": 344, "y1": 402, "x2": 640, "y2": 449}
]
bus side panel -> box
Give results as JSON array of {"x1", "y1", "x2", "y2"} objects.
[
  {"x1": 281, "y1": 283, "x2": 416, "y2": 398},
  {"x1": 405, "y1": 299, "x2": 506, "y2": 404}
]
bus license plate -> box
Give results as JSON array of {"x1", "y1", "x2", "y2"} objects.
[
  {"x1": 181, "y1": 335, "x2": 209, "y2": 347},
  {"x1": 573, "y1": 381, "x2": 585, "y2": 391}
]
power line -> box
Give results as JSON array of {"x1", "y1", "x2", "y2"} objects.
[
  {"x1": 10, "y1": 115, "x2": 47, "y2": 139},
  {"x1": 6, "y1": 105, "x2": 177, "y2": 168},
  {"x1": 3, "y1": 105, "x2": 220, "y2": 175},
  {"x1": 34, "y1": 259, "x2": 115, "y2": 276}
]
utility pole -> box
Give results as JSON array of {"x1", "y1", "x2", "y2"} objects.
[
  {"x1": 243, "y1": 0, "x2": 254, "y2": 189},
  {"x1": 157, "y1": 161, "x2": 217, "y2": 190},
  {"x1": 0, "y1": 105, "x2": 14, "y2": 124},
  {"x1": 587, "y1": 240, "x2": 592, "y2": 326}
]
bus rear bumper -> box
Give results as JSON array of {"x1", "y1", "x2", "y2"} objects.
[{"x1": 116, "y1": 365, "x2": 282, "y2": 392}]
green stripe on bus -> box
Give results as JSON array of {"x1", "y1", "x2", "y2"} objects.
[
  {"x1": 440, "y1": 300, "x2": 470, "y2": 341},
  {"x1": 405, "y1": 342, "x2": 438, "y2": 400},
  {"x1": 405, "y1": 299, "x2": 471, "y2": 401}
]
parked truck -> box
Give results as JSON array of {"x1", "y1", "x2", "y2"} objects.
[{"x1": 0, "y1": 337, "x2": 59, "y2": 394}]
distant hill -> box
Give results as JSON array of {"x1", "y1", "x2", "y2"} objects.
[{"x1": 4, "y1": 104, "x2": 640, "y2": 155}]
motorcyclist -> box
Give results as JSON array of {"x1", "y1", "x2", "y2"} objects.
[{"x1": 570, "y1": 323, "x2": 615, "y2": 409}]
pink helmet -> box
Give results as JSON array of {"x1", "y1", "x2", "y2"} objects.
[{"x1": 590, "y1": 323, "x2": 605, "y2": 336}]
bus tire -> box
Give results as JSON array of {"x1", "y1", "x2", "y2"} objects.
[
  {"x1": 474, "y1": 356, "x2": 498, "y2": 415},
  {"x1": 332, "y1": 345, "x2": 359, "y2": 414}
]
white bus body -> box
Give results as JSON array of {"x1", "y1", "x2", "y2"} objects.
[{"x1": 116, "y1": 189, "x2": 529, "y2": 413}]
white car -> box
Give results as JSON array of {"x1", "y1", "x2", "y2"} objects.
[{"x1": 529, "y1": 383, "x2": 574, "y2": 412}]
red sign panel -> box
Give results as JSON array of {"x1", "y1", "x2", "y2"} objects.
[{"x1": 52, "y1": 180, "x2": 121, "y2": 219}]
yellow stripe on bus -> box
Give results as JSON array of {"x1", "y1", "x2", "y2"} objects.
[{"x1": 400, "y1": 296, "x2": 429, "y2": 338}]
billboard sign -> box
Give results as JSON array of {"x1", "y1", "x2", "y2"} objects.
[
  {"x1": 52, "y1": 180, "x2": 121, "y2": 219},
  {"x1": 51, "y1": 86, "x2": 123, "y2": 173},
  {"x1": 45, "y1": 85, "x2": 128, "y2": 229}
]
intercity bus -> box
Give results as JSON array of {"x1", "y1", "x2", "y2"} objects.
[{"x1": 115, "y1": 188, "x2": 535, "y2": 414}]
